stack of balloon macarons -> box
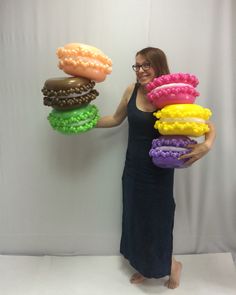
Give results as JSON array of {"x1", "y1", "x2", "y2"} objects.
[
  {"x1": 42, "y1": 43, "x2": 112, "y2": 134},
  {"x1": 146, "y1": 73, "x2": 212, "y2": 168}
]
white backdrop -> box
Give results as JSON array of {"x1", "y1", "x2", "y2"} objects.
[{"x1": 0, "y1": 0, "x2": 235, "y2": 256}]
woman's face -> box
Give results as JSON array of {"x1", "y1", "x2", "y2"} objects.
[{"x1": 134, "y1": 54, "x2": 156, "y2": 86}]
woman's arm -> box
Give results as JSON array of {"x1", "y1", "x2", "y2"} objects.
[
  {"x1": 96, "y1": 84, "x2": 135, "y2": 128},
  {"x1": 180, "y1": 121, "x2": 216, "y2": 166}
]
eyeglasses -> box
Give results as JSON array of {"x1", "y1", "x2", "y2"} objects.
[{"x1": 132, "y1": 62, "x2": 151, "y2": 72}]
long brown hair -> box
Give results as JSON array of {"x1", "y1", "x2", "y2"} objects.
[{"x1": 136, "y1": 47, "x2": 170, "y2": 77}]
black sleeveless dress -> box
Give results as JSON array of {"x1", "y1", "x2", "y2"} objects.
[{"x1": 120, "y1": 84, "x2": 175, "y2": 278}]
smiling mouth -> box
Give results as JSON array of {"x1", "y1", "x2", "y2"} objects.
[
  {"x1": 139, "y1": 76, "x2": 151, "y2": 83},
  {"x1": 139, "y1": 74, "x2": 149, "y2": 79}
]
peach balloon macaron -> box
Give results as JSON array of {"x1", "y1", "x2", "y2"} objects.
[{"x1": 56, "y1": 43, "x2": 112, "y2": 82}]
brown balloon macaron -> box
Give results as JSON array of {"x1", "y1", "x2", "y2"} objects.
[{"x1": 42, "y1": 77, "x2": 99, "y2": 110}]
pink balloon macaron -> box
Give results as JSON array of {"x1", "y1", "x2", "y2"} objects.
[{"x1": 146, "y1": 73, "x2": 200, "y2": 109}]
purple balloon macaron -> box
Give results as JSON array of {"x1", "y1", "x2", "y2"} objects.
[{"x1": 149, "y1": 135, "x2": 197, "y2": 168}]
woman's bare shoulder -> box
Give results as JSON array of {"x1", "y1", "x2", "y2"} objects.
[{"x1": 123, "y1": 83, "x2": 136, "y2": 103}]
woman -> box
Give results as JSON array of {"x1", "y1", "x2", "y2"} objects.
[{"x1": 96, "y1": 47, "x2": 216, "y2": 289}]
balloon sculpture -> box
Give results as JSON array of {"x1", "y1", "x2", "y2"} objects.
[
  {"x1": 146, "y1": 73, "x2": 212, "y2": 168},
  {"x1": 42, "y1": 43, "x2": 112, "y2": 134}
]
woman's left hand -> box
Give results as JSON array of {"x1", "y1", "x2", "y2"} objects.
[
  {"x1": 180, "y1": 121, "x2": 216, "y2": 166},
  {"x1": 179, "y1": 142, "x2": 211, "y2": 166}
]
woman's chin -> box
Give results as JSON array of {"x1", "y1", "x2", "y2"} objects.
[
  {"x1": 138, "y1": 78, "x2": 153, "y2": 86},
  {"x1": 138, "y1": 80, "x2": 147, "y2": 86}
]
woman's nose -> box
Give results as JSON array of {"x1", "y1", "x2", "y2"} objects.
[{"x1": 137, "y1": 67, "x2": 144, "y2": 73}]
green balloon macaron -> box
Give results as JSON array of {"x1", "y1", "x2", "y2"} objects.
[{"x1": 48, "y1": 104, "x2": 99, "y2": 134}]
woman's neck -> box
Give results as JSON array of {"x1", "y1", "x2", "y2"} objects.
[{"x1": 138, "y1": 84, "x2": 148, "y2": 95}]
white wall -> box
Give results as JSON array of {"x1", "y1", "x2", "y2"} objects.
[{"x1": 0, "y1": 0, "x2": 235, "y2": 255}]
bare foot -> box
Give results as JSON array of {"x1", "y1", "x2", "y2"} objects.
[
  {"x1": 130, "y1": 272, "x2": 146, "y2": 284},
  {"x1": 164, "y1": 259, "x2": 182, "y2": 289}
]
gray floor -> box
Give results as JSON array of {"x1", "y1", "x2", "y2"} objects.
[{"x1": 0, "y1": 253, "x2": 235, "y2": 295}]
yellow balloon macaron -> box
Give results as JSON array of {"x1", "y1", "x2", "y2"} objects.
[{"x1": 154, "y1": 104, "x2": 212, "y2": 137}]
